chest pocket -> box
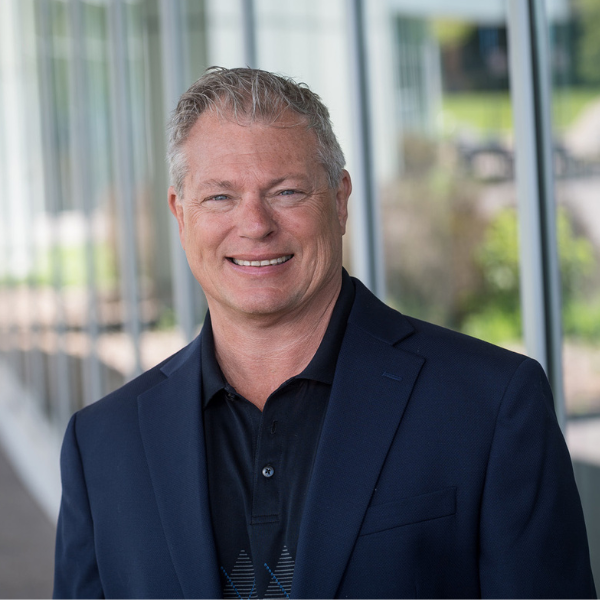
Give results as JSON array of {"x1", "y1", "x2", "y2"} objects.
[{"x1": 359, "y1": 486, "x2": 457, "y2": 536}]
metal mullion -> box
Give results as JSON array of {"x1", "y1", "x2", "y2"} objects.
[
  {"x1": 0, "y1": 80, "x2": 7, "y2": 360},
  {"x1": 529, "y1": 0, "x2": 565, "y2": 429},
  {"x1": 20, "y1": 0, "x2": 46, "y2": 412},
  {"x1": 35, "y1": 0, "x2": 73, "y2": 427},
  {"x1": 0, "y1": 1, "x2": 14, "y2": 371},
  {"x1": 1, "y1": 0, "x2": 27, "y2": 387},
  {"x1": 158, "y1": 0, "x2": 201, "y2": 344},
  {"x1": 68, "y1": 0, "x2": 103, "y2": 405},
  {"x1": 507, "y1": 0, "x2": 565, "y2": 428},
  {"x1": 241, "y1": 0, "x2": 257, "y2": 68},
  {"x1": 7, "y1": 0, "x2": 34, "y2": 395},
  {"x1": 107, "y1": 0, "x2": 143, "y2": 379},
  {"x1": 346, "y1": 0, "x2": 385, "y2": 298}
]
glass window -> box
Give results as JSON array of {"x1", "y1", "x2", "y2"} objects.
[
  {"x1": 205, "y1": 0, "x2": 245, "y2": 68},
  {"x1": 367, "y1": 2, "x2": 522, "y2": 349},
  {"x1": 546, "y1": 0, "x2": 600, "y2": 418}
]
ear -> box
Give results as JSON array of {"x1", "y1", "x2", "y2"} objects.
[
  {"x1": 168, "y1": 186, "x2": 186, "y2": 249},
  {"x1": 335, "y1": 170, "x2": 351, "y2": 234}
]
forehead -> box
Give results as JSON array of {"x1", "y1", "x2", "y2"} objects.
[{"x1": 184, "y1": 109, "x2": 320, "y2": 170}]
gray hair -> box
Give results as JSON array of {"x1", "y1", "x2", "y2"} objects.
[{"x1": 167, "y1": 66, "x2": 346, "y2": 197}]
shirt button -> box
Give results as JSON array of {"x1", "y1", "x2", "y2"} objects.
[{"x1": 262, "y1": 465, "x2": 274, "y2": 478}]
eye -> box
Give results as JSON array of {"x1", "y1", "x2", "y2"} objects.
[
  {"x1": 206, "y1": 194, "x2": 229, "y2": 202},
  {"x1": 279, "y1": 189, "x2": 299, "y2": 196}
]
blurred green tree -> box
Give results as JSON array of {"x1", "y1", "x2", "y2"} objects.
[
  {"x1": 576, "y1": 0, "x2": 600, "y2": 84},
  {"x1": 462, "y1": 206, "x2": 597, "y2": 343}
]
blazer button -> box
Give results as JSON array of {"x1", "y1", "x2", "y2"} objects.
[{"x1": 262, "y1": 465, "x2": 274, "y2": 478}]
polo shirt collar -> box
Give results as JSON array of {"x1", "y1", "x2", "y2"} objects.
[{"x1": 201, "y1": 269, "x2": 355, "y2": 409}]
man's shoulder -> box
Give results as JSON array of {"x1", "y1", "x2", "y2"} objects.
[
  {"x1": 75, "y1": 334, "x2": 202, "y2": 426},
  {"x1": 405, "y1": 312, "x2": 524, "y2": 359},
  {"x1": 349, "y1": 276, "x2": 529, "y2": 374},
  {"x1": 402, "y1": 313, "x2": 530, "y2": 383}
]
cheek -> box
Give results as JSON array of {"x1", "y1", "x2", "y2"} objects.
[
  {"x1": 308, "y1": 218, "x2": 344, "y2": 265},
  {"x1": 182, "y1": 223, "x2": 199, "y2": 252},
  {"x1": 287, "y1": 203, "x2": 338, "y2": 236},
  {"x1": 182, "y1": 226, "x2": 211, "y2": 267},
  {"x1": 184, "y1": 213, "x2": 219, "y2": 254}
]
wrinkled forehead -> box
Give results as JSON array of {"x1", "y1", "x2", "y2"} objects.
[
  {"x1": 186, "y1": 107, "x2": 320, "y2": 158},
  {"x1": 183, "y1": 109, "x2": 325, "y2": 189},
  {"x1": 203, "y1": 99, "x2": 310, "y2": 132}
]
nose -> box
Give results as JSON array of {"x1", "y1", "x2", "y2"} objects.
[{"x1": 236, "y1": 194, "x2": 276, "y2": 240}]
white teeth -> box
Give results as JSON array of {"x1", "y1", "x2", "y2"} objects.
[{"x1": 231, "y1": 255, "x2": 292, "y2": 267}]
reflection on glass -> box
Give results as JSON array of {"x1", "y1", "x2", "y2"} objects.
[
  {"x1": 374, "y1": 8, "x2": 521, "y2": 350},
  {"x1": 547, "y1": 0, "x2": 600, "y2": 417}
]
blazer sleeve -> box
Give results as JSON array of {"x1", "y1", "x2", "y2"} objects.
[
  {"x1": 54, "y1": 413, "x2": 104, "y2": 599},
  {"x1": 478, "y1": 357, "x2": 596, "y2": 598}
]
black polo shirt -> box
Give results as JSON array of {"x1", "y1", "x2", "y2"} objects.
[{"x1": 202, "y1": 271, "x2": 355, "y2": 599}]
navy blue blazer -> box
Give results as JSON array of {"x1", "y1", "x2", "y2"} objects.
[{"x1": 54, "y1": 278, "x2": 595, "y2": 599}]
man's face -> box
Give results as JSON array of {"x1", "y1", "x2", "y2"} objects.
[{"x1": 168, "y1": 110, "x2": 351, "y2": 322}]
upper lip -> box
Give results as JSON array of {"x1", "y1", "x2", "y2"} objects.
[{"x1": 228, "y1": 254, "x2": 291, "y2": 261}]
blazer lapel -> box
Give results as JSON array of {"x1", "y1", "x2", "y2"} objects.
[
  {"x1": 137, "y1": 336, "x2": 221, "y2": 599},
  {"x1": 292, "y1": 282, "x2": 425, "y2": 599}
]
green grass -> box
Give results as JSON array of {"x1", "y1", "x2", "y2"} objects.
[
  {"x1": 442, "y1": 92, "x2": 513, "y2": 135},
  {"x1": 441, "y1": 87, "x2": 600, "y2": 136},
  {"x1": 552, "y1": 88, "x2": 600, "y2": 131}
]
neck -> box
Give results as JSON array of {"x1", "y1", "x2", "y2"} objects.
[{"x1": 208, "y1": 280, "x2": 342, "y2": 410}]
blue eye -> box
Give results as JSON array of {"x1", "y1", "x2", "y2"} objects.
[
  {"x1": 280, "y1": 189, "x2": 297, "y2": 196},
  {"x1": 209, "y1": 194, "x2": 229, "y2": 201}
]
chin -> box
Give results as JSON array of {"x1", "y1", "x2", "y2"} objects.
[{"x1": 228, "y1": 291, "x2": 298, "y2": 318}]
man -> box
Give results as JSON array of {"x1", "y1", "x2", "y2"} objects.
[{"x1": 54, "y1": 67, "x2": 595, "y2": 599}]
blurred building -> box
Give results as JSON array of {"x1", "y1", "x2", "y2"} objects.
[{"x1": 1, "y1": 0, "x2": 599, "y2": 586}]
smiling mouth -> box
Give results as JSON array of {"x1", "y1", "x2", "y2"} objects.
[{"x1": 229, "y1": 255, "x2": 293, "y2": 267}]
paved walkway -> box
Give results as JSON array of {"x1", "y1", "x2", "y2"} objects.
[{"x1": 0, "y1": 443, "x2": 55, "y2": 599}]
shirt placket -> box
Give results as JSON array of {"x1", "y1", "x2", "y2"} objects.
[{"x1": 251, "y1": 402, "x2": 282, "y2": 525}]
